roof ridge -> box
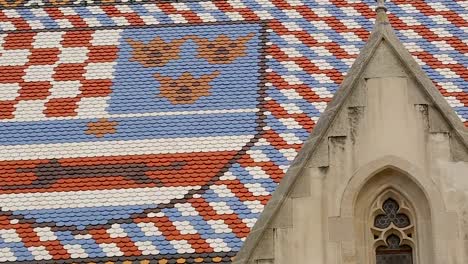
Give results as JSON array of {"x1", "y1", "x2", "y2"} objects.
[{"x1": 375, "y1": 0, "x2": 389, "y2": 26}]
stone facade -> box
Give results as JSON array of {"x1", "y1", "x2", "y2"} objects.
[{"x1": 235, "y1": 7, "x2": 468, "y2": 264}]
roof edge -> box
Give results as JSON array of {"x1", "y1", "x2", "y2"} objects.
[
  {"x1": 378, "y1": 19, "x2": 468, "y2": 146},
  {"x1": 234, "y1": 3, "x2": 468, "y2": 262},
  {"x1": 233, "y1": 16, "x2": 387, "y2": 264}
]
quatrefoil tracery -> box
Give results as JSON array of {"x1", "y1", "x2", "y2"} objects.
[
  {"x1": 371, "y1": 196, "x2": 415, "y2": 254},
  {"x1": 374, "y1": 198, "x2": 411, "y2": 229}
]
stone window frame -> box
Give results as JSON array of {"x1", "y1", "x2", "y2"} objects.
[
  {"x1": 370, "y1": 190, "x2": 415, "y2": 263},
  {"x1": 352, "y1": 167, "x2": 434, "y2": 264}
]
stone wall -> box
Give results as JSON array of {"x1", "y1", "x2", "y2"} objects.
[{"x1": 238, "y1": 39, "x2": 468, "y2": 264}]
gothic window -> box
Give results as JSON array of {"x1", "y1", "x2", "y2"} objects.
[
  {"x1": 371, "y1": 198, "x2": 414, "y2": 264},
  {"x1": 376, "y1": 235, "x2": 412, "y2": 264}
]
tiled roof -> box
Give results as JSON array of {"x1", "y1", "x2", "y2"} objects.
[{"x1": 0, "y1": 0, "x2": 466, "y2": 263}]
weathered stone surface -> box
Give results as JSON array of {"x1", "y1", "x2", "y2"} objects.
[{"x1": 234, "y1": 7, "x2": 468, "y2": 264}]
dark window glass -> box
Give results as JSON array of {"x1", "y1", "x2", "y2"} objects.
[
  {"x1": 374, "y1": 199, "x2": 413, "y2": 264},
  {"x1": 376, "y1": 235, "x2": 413, "y2": 264}
]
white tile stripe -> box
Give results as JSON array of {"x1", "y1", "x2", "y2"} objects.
[
  {"x1": 106, "y1": 108, "x2": 259, "y2": 118},
  {"x1": 0, "y1": 108, "x2": 260, "y2": 122},
  {"x1": 0, "y1": 186, "x2": 199, "y2": 211},
  {"x1": 0, "y1": 135, "x2": 253, "y2": 160}
]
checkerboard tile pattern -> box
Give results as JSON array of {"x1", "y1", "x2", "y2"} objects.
[
  {"x1": 0, "y1": 0, "x2": 466, "y2": 263},
  {"x1": 0, "y1": 30, "x2": 119, "y2": 121}
]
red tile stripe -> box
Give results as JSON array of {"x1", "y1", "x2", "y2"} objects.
[
  {"x1": 0, "y1": 152, "x2": 237, "y2": 194},
  {"x1": 187, "y1": 196, "x2": 252, "y2": 238}
]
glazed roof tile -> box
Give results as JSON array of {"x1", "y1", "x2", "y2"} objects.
[{"x1": 0, "y1": 0, "x2": 466, "y2": 263}]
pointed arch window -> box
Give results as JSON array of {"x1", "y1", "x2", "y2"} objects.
[
  {"x1": 353, "y1": 169, "x2": 434, "y2": 264},
  {"x1": 371, "y1": 197, "x2": 414, "y2": 264}
]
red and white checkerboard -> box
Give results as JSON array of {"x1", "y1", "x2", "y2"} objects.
[{"x1": 0, "y1": 29, "x2": 122, "y2": 121}]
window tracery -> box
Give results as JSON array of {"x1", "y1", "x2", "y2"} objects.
[{"x1": 371, "y1": 195, "x2": 414, "y2": 264}]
